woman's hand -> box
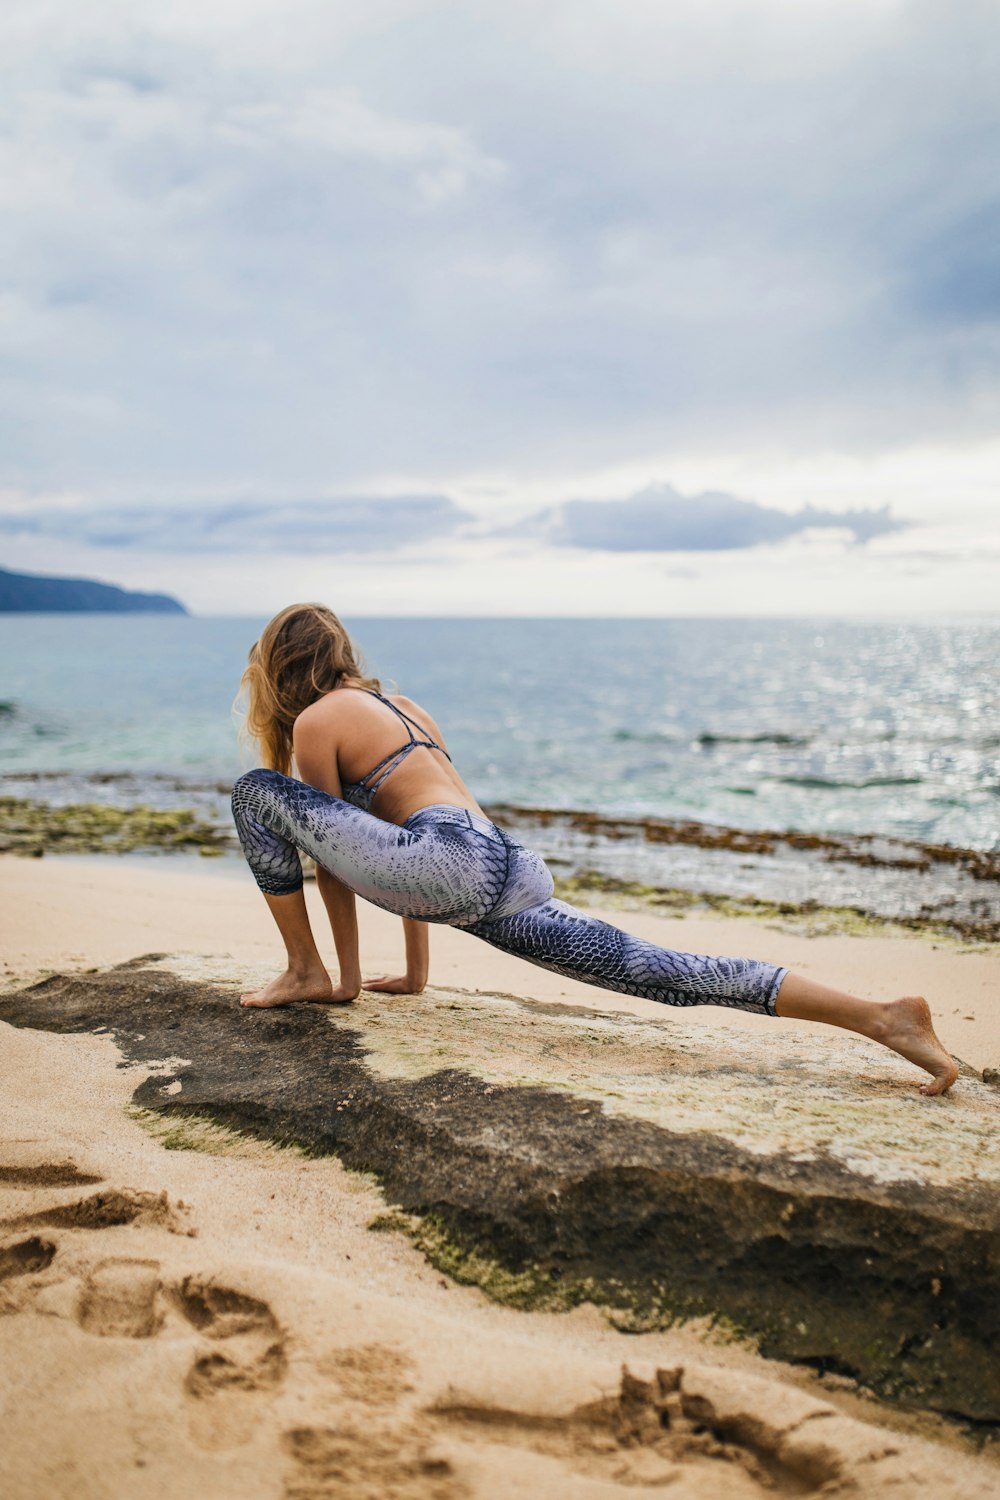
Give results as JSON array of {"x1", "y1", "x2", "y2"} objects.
[
  {"x1": 362, "y1": 919, "x2": 429, "y2": 995},
  {"x1": 363, "y1": 974, "x2": 426, "y2": 995}
]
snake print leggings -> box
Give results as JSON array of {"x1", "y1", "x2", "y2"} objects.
[{"x1": 232, "y1": 769, "x2": 787, "y2": 1016}]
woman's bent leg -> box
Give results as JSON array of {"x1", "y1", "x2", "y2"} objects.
[
  {"x1": 230, "y1": 769, "x2": 504, "y2": 922},
  {"x1": 239, "y1": 889, "x2": 337, "y2": 1008},
  {"x1": 468, "y1": 896, "x2": 785, "y2": 1016},
  {"x1": 231, "y1": 768, "x2": 397, "y2": 898}
]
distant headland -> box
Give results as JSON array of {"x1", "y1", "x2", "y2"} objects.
[{"x1": 0, "y1": 566, "x2": 188, "y2": 614}]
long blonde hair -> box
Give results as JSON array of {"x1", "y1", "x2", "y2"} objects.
[{"x1": 240, "y1": 603, "x2": 380, "y2": 775}]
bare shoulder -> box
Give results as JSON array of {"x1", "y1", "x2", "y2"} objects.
[
  {"x1": 388, "y1": 691, "x2": 422, "y2": 713},
  {"x1": 388, "y1": 691, "x2": 434, "y2": 722},
  {"x1": 389, "y1": 693, "x2": 447, "y2": 744},
  {"x1": 292, "y1": 691, "x2": 352, "y2": 744}
]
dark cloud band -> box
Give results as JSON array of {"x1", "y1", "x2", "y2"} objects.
[
  {"x1": 504, "y1": 484, "x2": 905, "y2": 552},
  {"x1": 0, "y1": 485, "x2": 904, "y2": 557},
  {"x1": 0, "y1": 496, "x2": 471, "y2": 554}
]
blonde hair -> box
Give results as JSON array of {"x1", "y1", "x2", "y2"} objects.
[{"x1": 240, "y1": 603, "x2": 380, "y2": 775}]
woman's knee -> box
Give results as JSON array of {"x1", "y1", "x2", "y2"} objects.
[{"x1": 232, "y1": 767, "x2": 285, "y2": 808}]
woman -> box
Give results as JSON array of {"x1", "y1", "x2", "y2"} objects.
[{"x1": 232, "y1": 603, "x2": 957, "y2": 1096}]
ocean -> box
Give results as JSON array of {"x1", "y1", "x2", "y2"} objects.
[{"x1": 2, "y1": 615, "x2": 998, "y2": 936}]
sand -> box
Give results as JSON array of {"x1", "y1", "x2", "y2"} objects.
[{"x1": 1, "y1": 852, "x2": 998, "y2": 1499}]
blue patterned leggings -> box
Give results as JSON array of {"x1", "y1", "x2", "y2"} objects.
[{"x1": 231, "y1": 769, "x2": 787, "y2": 1016}]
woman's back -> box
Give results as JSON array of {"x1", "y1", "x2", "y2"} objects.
[{"x1": 293, "y1": 684, "x2": 484, "y2": 825}]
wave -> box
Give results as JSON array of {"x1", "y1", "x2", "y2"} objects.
[
  {"x1": 777, "y1": 775, "x2": 924, "y2": 791},
  {"x1": 697, "y1": 732, "x2": 810, "y2": 747},
  {"x1": 610, "y1": 729, "x2": 680, "y2": 744},
  {"x1": 612, "y1": 729, "x2": 813, "y2": 749}
]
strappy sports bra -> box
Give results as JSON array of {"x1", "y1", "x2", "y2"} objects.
[{"x1": 339, "y1": 690, "x2": 452, "y2": 812}]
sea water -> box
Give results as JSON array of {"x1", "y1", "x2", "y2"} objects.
[
  {"x1": 2, "y1": 615, "x2": 998, "y2": 932},
  {"x1": 2, "y1": 615, "x2": 997, "y2": 845}
]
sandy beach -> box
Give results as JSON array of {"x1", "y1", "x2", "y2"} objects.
[
  {"x1": 6, "y1": 0, "x2": 1000, "y2": 1489},
  {"x1": 2, "y1": 852, "x2": 999, "y2": 1499}
]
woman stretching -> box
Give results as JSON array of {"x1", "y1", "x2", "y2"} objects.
[{"x1": 232, "y1": 604, "x2": 957, "y2": 1096}]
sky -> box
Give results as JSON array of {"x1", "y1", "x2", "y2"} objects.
[{"x1": 1, "y1": 0, "x2": 998, "y2": 616}]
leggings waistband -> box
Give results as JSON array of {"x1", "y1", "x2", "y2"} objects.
[{"x1": 402, "y1": 804, "x2": 501, "y2": 837}]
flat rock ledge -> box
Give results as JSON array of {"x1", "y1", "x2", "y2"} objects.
[{"x1": 4, "y1": 956, "x2": 999, "y2": 1423}]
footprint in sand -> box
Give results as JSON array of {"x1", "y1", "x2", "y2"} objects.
[
  {"x1": 174, "y1": 1275, "x2": 288, "y2": 1394},
  {"x1": 0, "y1": 1234, "x2": 59, "y2": 1314},
  {"x1": 6, "y1": 1186, "x2": 188, "y2": 1234},
  {"x1": 76, "y1": 1258, "x2": 163, "y2": 1338},
  {"x1": 317, "y1": 1342, "x2": 415, "y2": 1405},
  {"x1": 173, "y1": 1275, "x2": 288, "y2": 1451},
  {"x1": 0, "y1": 1234, "x2": 58, "y2": 1281},
  {"x1": 0, "y1": 1161, "x2": 103, "y2": 1189}
]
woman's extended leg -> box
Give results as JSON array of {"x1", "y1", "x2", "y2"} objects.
[
  {"x1": 469, "y1": 897, "x2": 957, "y2": 1094},
  {"x1": 468, "y1": 896, "x2": 786, "y2": 1015},
  {"x1": 774, "y1": 972, "x2": 956, "y2": 1095}
]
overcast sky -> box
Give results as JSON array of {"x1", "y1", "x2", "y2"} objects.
[{"x1": 2, "y1": 0, "x2": 998, "y2": 615}]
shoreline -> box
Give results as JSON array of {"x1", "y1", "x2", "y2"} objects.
[
  {"x1": 4, "y1": 785, "x2": 999, "y2": 942},
  {"x1": 9, "y1": 843, "x2": 999, "y2": 954}
]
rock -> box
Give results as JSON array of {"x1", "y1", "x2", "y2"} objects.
[{"x1": 3, "y1": 957, "x2": 999, "y2": 1421}]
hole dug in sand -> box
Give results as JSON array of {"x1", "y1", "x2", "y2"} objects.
[{"x1": 429, "y1": 1363, "x2": 910, "y2": 1496}]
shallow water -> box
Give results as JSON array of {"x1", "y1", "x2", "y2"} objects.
[{"x1": 2, "y1": 614, "x2": 998, "y2": 929}]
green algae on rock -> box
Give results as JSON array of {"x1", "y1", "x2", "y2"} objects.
[
  {"x1": 551, "y1": 871, "x2": 935, "y2": 941},
  {"x1": 0, "y1": 797, "x2": 230, "y2": 856}
]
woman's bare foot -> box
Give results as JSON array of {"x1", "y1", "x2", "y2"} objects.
[
  {"x1": 775, "y1": 974, "x2": 958, "y2": 1096},
  {"x1": 872, "y1": 996, "x2": 958, "y2": 1096},
  {"x1": 240, "y1": 966, "x2": 339, "y2": 1008}
]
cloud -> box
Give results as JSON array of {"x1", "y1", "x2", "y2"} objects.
[
  {"x1": 0, "y1": 483, "x2": 904, "y2": 559},
  {"x1": 0, "y1": 0, "x2": 998, "y2": 503},
  {"x1": 506, "y1": 484, "x2": 906, "y2": 551},
  {"x1": 0, "y1": 495, "x2": 472, "y2": 554}
]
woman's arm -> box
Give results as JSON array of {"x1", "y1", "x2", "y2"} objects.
[
  {"x1": 361, "y1": 694, "x2": 444, "y2": 996},
  {"x1": 365, "y1": 917, "x2": 429, "y2": 995},
  {"x1": 292, "y1": 701, "x2": 429, "y2": 998},
  {"x1": 292, "y1": 709, "x2": 363, "y2": 1000}
]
